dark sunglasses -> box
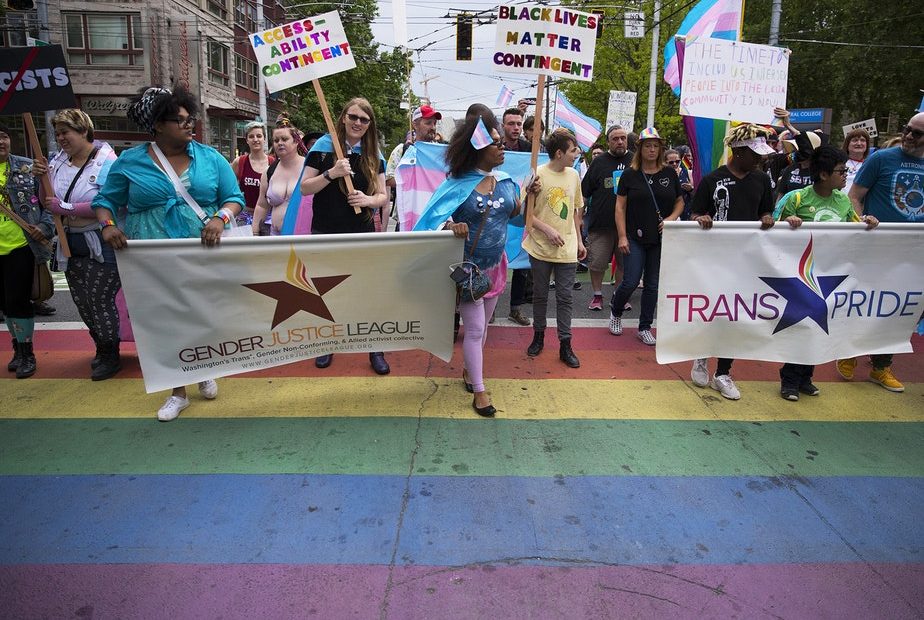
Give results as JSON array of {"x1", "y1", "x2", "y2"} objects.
[
  {"x1": 667, "y1": 159, "x2": 681, "y2": 165},
  {"x1": 901, "y1": 125, "x2": 924, "y2": 139},
  {"x1": 346, "y1": 113, "x2": 372, "y2": 125},
  {"x1": 489, "y1": 140, "x2": 505, "y2": 150}
]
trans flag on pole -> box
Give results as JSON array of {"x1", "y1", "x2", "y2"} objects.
[
  {"x1": 496, "y1": 85, "x2": 515, "y2": 107},
  {"x1": 663, "y1": 0, "x2": 743, "y2": 96},
  {"x1": 554, "y1": 92, "x2": 602, "y2": 152},
  {"x1": 470, "y1": 117, "x2": 494, "y2": 150}
]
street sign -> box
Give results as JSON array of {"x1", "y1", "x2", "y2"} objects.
[{"x1": 624, "y1": 12, "x2": 645, "y2": 38}]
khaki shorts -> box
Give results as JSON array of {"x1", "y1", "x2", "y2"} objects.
[{"x1": 586, "y1": 228, "x2": 619, "y2": 272}]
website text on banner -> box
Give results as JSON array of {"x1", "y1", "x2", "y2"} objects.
[
  {"x1": 116, "y1": 233, "x2": 461, "y2": 393},
  {"x1": 249, "y1": 11, "x2": 356, "y2": 94},
  {"x1": 679, "y1": 37, "x2": 789, "y2": 124},
  {"x1": 655, "y1": 222, "x2": 923, "y2": 366},
  {"x1": 493, "y1": 5, "x2": 598, "y2": 81}
]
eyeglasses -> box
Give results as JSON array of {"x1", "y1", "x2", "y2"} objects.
[
  {"x1": 489, "y1": 140, "x2": 505, "y2": 150},
  {"x1": 165, "y1": 116, "x2": 197, "y2": 128},
  {"x1": 346, "y1": 113, "x2": 372, "y2": 125},
  {"x1": 667, "y1": 160, "x2": 681, "y2": 166},
  {"x1": 833, "y1": 167, "x2": 849, "y2": 176},
  {"x1": 901, "y1": 125, "x2": 924, "y2": 139}
]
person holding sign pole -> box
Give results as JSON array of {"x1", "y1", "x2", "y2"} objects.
[
  {"x1": 414, "y1": 107, "x2": 539, "y2": 417},
  {"x1": 43, "y1": 109, "x2": 121, "y2": 380},
  {"x1": 608, "y1": 127, "x2": 683, "y2": 346},
  {"x1": 0, "y1": 122, "x2": 52, "y2": 379},
  {"x1": 92, "y1": 86, "x2": 245, "y2": 421},
  {"x1": 299, "y1": 97, "x2": 391, "y2": 375}
]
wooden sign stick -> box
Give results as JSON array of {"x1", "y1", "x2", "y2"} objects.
[
  {"x1": 311, "y1": 79, "x2": 361, "y2": 214},
  {"x1": 22, "y1": 112, "x2": 70, "y2": 256},
  {"x1": 526, "y1": 74, "x2": 546, "y2": 213},
  {"x1": 0, "y1": 201, "x2": 52, "y2": 249}
]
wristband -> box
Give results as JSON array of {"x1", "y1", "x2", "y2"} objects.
[
  {"x1": 101, "y1": 219, "x2": 117, "y2": 229},
  {"x1": 214, "y1": 209, "x2": 232, "y2": 225}
]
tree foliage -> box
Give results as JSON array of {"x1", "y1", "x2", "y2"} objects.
[
  {"x1": 278, "y1": 0, "x2": 412, "y2": 149},
  {"x1": 742, "y1": 0, "x2": 924, "y2": 141}
]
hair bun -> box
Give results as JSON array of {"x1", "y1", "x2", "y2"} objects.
[{"x1": 275, "y1": 113, "x2": 293, "y2": 128}]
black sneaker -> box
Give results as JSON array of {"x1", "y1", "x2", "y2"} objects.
[
  {"x1": 799, "y1": 382, "x2": 820, "y2": 396},
  {"x1": 780, "y1": 387, "x2": 799, "y2": 401}
]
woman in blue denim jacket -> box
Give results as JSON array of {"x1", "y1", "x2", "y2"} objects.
[{"x1": 0, "y1": 122, "x2": 53, "y2": 378}]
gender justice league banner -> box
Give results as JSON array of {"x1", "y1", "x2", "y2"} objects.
[
  {"x1": 249, "y1": 10, "x2": 355, "y2": 94},
  {"x1": 0, "y1": 45, "x2": 76, "y2": 113},
  {"x1": 394, "y1": 141, "x2": 549, "y2": 270},
  {"x1": 656, "y1": 223, "x2": 924, "y2": 366},
  {"x1": 117, "y1": 233, "x2": 461, "y2": 393},
  {"x1": 493, "y1": 5, "x2": 598, "y2": 82}
]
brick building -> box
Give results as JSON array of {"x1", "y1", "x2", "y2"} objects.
[{"x1": 1, "y1": 0, "x2": 286, "y2": 158}]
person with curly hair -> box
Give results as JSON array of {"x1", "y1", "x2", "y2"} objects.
[{"x1": 688, "y1": 123, "x2": 777, "y2": 401}]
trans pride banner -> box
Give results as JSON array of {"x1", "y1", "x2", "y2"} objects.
[
  {"x1": 657, "y1": 222, "x2": 924, "y2": 365},
  {"x1": 116, "y1": 233, "x2": 461, "y2": 392},
  {"x1": 394, "y1": 141, "x2": 548, "y2": 269}
]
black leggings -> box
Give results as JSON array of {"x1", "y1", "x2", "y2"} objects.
[
  {"x1": 66, "y1": 256, "x2": 122, "y2": 344},
  {"x1": 0, "y1": 245, "x2": 36, "y2": 319}
]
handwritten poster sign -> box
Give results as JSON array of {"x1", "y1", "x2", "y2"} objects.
[
  {"x1": 249, "y1": 11, "x2": 355, "y2": 94},
  {"x1": 605, "y1": 90, "x2": 637, "y2": 134},
  {"x1": 493, "y1": 5, "x2": 598, "y2": 82},
  {"x1": 679, "y1": 37, "x2": 789, "y2": 124},
  {"x1": 842, "y1": 118, "x2": 878, "y2": 139}
]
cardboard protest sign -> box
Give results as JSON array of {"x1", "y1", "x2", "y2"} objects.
[
  {"x1": 605, "y1": 90, "x2": 637, "y2": 134},
  {"x1": 679, "y1": 37, "x2": 789, "y2": 124},
  {"x1": 493, "y1": 5, "x2": 598, "y2": 81},
  {"x1": 249, "y1": 11, "x2": 355, "y2": 94},
  {"x1": 842, "y1": 118, "x2": 878, "y2": 139},
  {"x1": 0, "y1": 45, "x2": 76, "y2": 114}
]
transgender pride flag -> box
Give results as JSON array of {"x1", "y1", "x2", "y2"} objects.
[
  {"x1": 553, "y1": 92, "x2": 602, "y2": 151},
  {"x1": 496, "y1": 85, "x2": 515, "y2": 107},
  {"x1": 663, "y1": 0, "x2": 743, "y2": 95}
]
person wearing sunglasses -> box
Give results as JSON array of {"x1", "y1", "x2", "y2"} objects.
[
  {"x1": 414, "y1": 104, "x2": 540, "y2": 417},
  {"x1": 838, "y1": 112, "x2": 924, "y2": 393},
  {"x1": 775, "y1": 145, "x2": 879, "y2": 401},
  {"x1": 665, "y1": 148, "x2": 694, "y2": 220},
  {"x1": 92, "y1": 85, "x2": 245, "y2": 421},
  {"x1": 299, "y1": 97, "x2": 391, "y2": 376}
]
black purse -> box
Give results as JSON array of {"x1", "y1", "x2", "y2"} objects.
[{"x1": 451, "y1": 191, "x2": 493, "y2": 303}]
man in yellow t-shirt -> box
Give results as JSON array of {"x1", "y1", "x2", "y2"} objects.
[{"x1": 522, "y1": 128, "x2": 586, "y2": 368}]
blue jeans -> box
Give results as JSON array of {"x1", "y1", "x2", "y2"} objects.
[{"x1": 609, "y1": 238, "x2": 660, "y2": 331}]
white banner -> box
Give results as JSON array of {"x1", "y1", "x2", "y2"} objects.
[
  {"x1": 493, "y1": 5, "x2": 599, "y2": 81},
  {"x1": 117, "y1": 233, "x2": 461, "y2": 393},
  {"x1": 680, "y1": 37, "x2": 789, "y2": 124},
  {"x1": 605, "y1": 90, "x2": 637, "y2": 134},
  {"x1": 249, "y1": 11, "x2": 356, "y2": 94},
  {"x1": 656, "y1": 222, "x2": 924, "y2": 365}
]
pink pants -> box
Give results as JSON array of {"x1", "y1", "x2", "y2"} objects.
[{"x1": 459, "y1": 295, "x2": 500, "y2": 393}]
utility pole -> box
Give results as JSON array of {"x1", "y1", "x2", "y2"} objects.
[
  {"x1": 35, "y1": 0, "x2": 55, "y2": 153},
  {"x1": 768, "y1": 0, "x2": 782, "y2": 46},
  {"x1": 257, "y1": 0, "x2": 267, "y2": 123},
  {"x1": 645, "y1": 0, "x2": 661, "y2": 127}
]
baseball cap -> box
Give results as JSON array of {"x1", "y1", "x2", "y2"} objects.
[
  {"x1": 730, "y1": 136, "x2": 777, "y2": 155},
  {"x1": 412, "y1": 105, "x2": 442, "y2": 122}
]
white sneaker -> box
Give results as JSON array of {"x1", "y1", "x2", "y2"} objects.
[
  {"x1": 709, "y1": 374, "x2": 741, "y2": 400},
  {"x1": 157, "y1": 395, "x2": 190, "y2": 421},
  {"x1": 608, "y1": 313, "x2": 622, "y2": 335},
  {"x1": 691, "y1": 358, "x2": 709, "y2": 387},
  {"x1": 198, "y1": 380, "x2": 218, "y2": 400},
  {"x1": 637, "y1": 329, "x2": 656, "y2": 346}
]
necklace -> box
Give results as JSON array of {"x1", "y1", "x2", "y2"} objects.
[{"x1": 475, "y1": 175, "x2": 503, "y2": 212}]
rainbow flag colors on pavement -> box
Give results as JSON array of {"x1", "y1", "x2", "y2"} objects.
[{"x1": 1, "y1": 325, "x2": 922, "y2": 618}]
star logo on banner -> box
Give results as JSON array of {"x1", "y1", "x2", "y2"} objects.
[
  {"x1": 243, "y1": 248, "x2": 350, "y2": 327},
  {"x1": 759, "y1": 236, "x2": 847, "y2": 335}
]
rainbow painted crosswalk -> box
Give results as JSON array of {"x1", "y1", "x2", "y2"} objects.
[{"x1": 2, "y1": 326, "x2": 922, "y2": 617}]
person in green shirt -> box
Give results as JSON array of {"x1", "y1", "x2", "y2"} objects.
[{"x1": 775, "y1": 145, "x2": 878, "y2": 401}]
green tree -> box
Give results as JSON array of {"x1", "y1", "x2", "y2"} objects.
[
  {"x1": 278, "y1": 0, "x2": 412, "y2": 149},
  {"x1": 742, "y1": 0, "x2": 924, "y2": 142}
]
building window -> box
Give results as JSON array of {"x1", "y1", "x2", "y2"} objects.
[
  {"x1": 207, "y1": 40, "x2": 230, "y2": 86},
  {"x1": 234, "y1": 53, "x2": 258, "y2": 91},
  {"x1": 0, "y1": 11, "x2": 39, "y2": 48},
  {"x1": 64, "y1": 13, "x2": 143, "y2": 66},
  {"x1": 207, "y1": 0, "x2": 229, "y2": 20},
  {"x1": 210, "y1": 116, "x2": 235, "y2": 158},
  {"x1": 234, "y1": 0, "x2": 257, "y2": 32}
]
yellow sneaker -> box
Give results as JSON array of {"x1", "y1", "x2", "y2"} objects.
[
  {"x1": 869, "y1": 367, "x2": 905, "y2": 393},
  {"x1": 836, "y1": 358, "x2": 857, "y2": 380}
]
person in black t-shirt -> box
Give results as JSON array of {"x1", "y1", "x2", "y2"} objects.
[
  {"x1": 580, "y1": 125, "x2": 634, "y2": 311},
  {"x1": 608, "y1": 127, "x2": 683, "y2": 346},
  {"x1": 299, "y1": 97, "x2": 391, "y2": 376},
  {"x1": 501, "y1": 106, "x2": 536, "y2": 325},
  {"x1": 689, "y1": 123, "x2": 777, "y2": 401}
]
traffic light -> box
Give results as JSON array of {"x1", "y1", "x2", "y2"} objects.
[
  {"x1": 6, "y1": 0, "x2": 36, "y2": 9},
  {"x1": 456, "y1": 13, "x2": 473, "y2": 61},
  {"x1": 591, "y1": 9, "x2": 605, "y2": 39}
]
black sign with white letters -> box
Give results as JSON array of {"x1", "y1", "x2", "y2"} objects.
[{"x1": 0, "y1": 45, "x2": 77, "y2": 114}]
